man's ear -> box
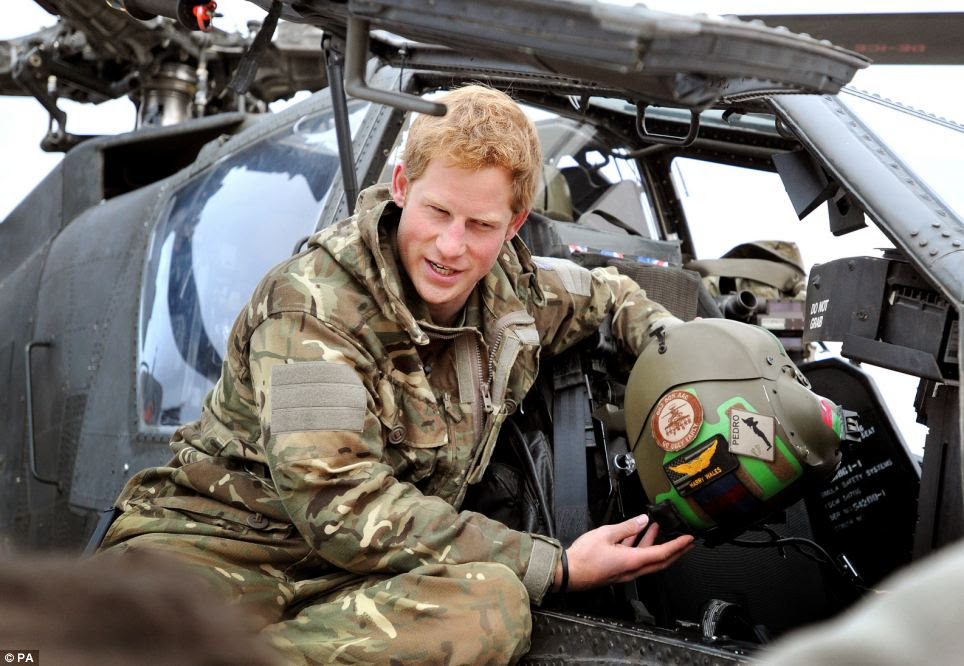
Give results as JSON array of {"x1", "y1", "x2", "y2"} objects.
[
  {"x1": 505, "y1": 209, "x2": 529, "y2": 241},
  {"x1": 391, "y1": 163, "x2": 409, "y2": 208}
]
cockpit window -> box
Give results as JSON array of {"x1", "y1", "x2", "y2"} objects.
[
  {"x1": 671, "y1": 156, "x2": 893, "y2": 266},
  {"x1": 138, "y1": 100, "x2": 369, "y2": 429},
  {"x1": 839, "y1": 89, "x2": 964, "y2": 221},
  {"x1": 534, "y1": 111, "x2": 659, "y2": 237}
]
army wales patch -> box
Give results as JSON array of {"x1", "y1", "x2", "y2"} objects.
[
  {"x1": 663, "y1": 434, "x2": 738, "y2": 497},
  {"x1": 728, "y1": 408, "x2": 776, "y2": 462},
  {"x1": 652, "y1": 390, "x2": 703, "y2": 452}
]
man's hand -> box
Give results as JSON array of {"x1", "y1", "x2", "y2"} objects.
[{"x1": 553, "y1": 514, "x2": 694, "y2": 592}]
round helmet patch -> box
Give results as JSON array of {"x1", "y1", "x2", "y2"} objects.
[{"x1": 652, "y1": 390, "x2": 703, "y2": 452}]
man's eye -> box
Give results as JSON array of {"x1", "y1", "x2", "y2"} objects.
[{"x1": 429, "y1": 205, "x2": 447, "y2": 215}]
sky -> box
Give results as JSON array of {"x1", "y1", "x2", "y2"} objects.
[{"x1": 3, "y1": 0, "x2": 962, "y2": 452}]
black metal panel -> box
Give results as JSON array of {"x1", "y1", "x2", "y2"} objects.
[
  {"x1": 525, "y1": 610, "x2": 749, "y2": 664},
  {"x1": 801, "y1": 358, "x2": 920, "y2": 586},
  {"x1": 914, "y1": 383, "x2": 964, "y2": 557},
  {"x1": 344, "y1": 0, "x2": 868, "y2": 103},
  {"x1": 804, "y1": 256, "x2": 957, "y2": 381},
  {"x1": 738, "y1": 13, "x2": 964, "y2": 65},
  {"x1": 0, "y1": 162, "x2": 64, "y2": 281},
  {"x1": 0, "y1": 254, "x2": 49, "y2": 544},
  {"x1": 650, "y1": 500, "x2": 840, "y2": 638},
  {"x1": 521, "y1": 212, "x2": 682, "y2": 266},
  {"x1": 31, "y1": 181, "x2": 171, "y2": 523},
  {"x1": 803, "y1": 256, "x2": 888, "y2": 343},
  {"x1": 772, "y1": 149, "x2": 834, "y2": 220}
]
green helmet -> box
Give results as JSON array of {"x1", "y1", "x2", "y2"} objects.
[{"x1": 626, "y1": 319, "x2": 847, "y2": 538}]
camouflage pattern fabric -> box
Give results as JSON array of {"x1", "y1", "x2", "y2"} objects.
[
  {"x1": 101, "y1": 184, "x2": 676, "y2": 663},
  {"x1": 691, "y1": 240, "x2": 808, "y2": 302},
  {"x1": 106, "y1": 529, "x2": 529, "y2": 664}
]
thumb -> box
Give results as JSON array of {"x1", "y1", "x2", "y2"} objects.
[{"x1": 608, "y1": 514, "x2": 649, "y2": 542}]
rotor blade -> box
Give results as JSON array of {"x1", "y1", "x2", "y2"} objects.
[{"x1": 736, "y1": 13, "x2": 964, "y2": 65}]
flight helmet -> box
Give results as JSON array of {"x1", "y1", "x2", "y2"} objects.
[{"x1": 626, "y1": 319, "x2": 849, "y2": 538}]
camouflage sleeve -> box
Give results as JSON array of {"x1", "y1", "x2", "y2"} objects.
[
  {"x1": 247, "y1": 313, "x2": 560, "y2": 604},
  {"x1": 530, "y1": 257, "x2": 680, "y2": 357}
]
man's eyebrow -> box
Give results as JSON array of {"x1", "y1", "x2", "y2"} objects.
[
  {"x1": 422, "y1": 195, "x2": 447, "y2": 210},
  {"x1": 424, "y1": 195, "x2": 502, "y2": 226},
  {"x1": 469, "y1": 215, "x2": 503, "y2": 226}
]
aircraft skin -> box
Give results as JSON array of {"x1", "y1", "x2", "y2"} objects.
[{"x1": 0, "y1": 1, "x2": 960, "y2": 662}]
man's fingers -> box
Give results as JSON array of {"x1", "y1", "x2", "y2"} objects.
[
  {"x1": 606, "y1": 514, "x2": 649, "y2": 543},
  {"x1": 632, "y1": 540, "x2": 695, "y2": 578},
  {"x1": 626, "y1": 533, "x2": 694, "y2": 570},
  {"x1": 618, "y1": 537, "x2": 695, "y2": 581},
  {"x1": 637, "y1": 522, "x2": 660, "y2": 548}
]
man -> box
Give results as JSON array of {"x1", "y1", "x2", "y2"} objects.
[{"x1": 101, "y1": 85, "x2": 693, "y2": 664}]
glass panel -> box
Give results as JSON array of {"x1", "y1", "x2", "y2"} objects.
[
  {"x1": 840, "y1": 89, "x2": 964, "y2": 220},
  {"x1": 138, "y1": 100, "x2": 370, "y2": 428},
  {"x1": 535, "y1": 112, "x2": 658, "y2": 237},
  {"x1": 671, "y1": 157, "x2": 894, "y2": 265}
]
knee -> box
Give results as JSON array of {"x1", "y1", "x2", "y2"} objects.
[{"x1": 464, "y1": 563, "x2": 532, "y2": 662}]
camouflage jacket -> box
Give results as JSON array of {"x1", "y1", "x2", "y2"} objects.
[{"x1": 114, "y1": 185, "x2": 675, "y2": 604}]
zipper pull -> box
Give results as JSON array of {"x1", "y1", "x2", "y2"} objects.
[
  {"x1": 480, "y1": 382, "x2": 494, "y2": 413},
  {"x1": 442, "y1": 391, "x2": 463, "y2": 422}
]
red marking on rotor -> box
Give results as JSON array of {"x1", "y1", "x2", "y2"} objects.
[{"x1": 194, "y1": 1, "x2": 217, "y2": 32}]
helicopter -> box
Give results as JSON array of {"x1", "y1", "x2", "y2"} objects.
[{"x1": 1, "y1": 1, "x2": 962, "y2": 662}]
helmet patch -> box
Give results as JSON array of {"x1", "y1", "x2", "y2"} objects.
[
  {"x1": 728, "y1": 408, "x2": 776, "y2": 462},
  {"x1": 652, "y1": 390, "x2": 703, "y2": 452},
  {"x1": 663, "y1": 434, "x2": 738, "y2": 497}
]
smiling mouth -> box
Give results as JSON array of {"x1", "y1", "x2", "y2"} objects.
[{"x1": 429, "y1": 260, "x2": 456, "y2": 276}]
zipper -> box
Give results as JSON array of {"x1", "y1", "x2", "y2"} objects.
[
  {"x1": 429, "y1": 312, "x2": 531, "y2": 448},
  {"x1": 486, "y1": 311, "x2": 535, "y2": 380},
  {"x1": 428, "y1": 328, "x2": 486, "y2": 444},
  {"x1": 471, "y1": 335, "x2": 489, "y2": 447},
  {"x1": 442, "y1": 391, "x2": 462, "y2": 422},
  {"x1": 479, "y1": 382, "x2": 494, "y2": 413}
]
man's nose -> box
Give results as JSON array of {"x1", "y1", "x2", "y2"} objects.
[{"x1": 436, "y1": 220, "x2": 467, "y2": 258}]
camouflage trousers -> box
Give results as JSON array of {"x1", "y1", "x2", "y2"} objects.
[{"x1": 100, "y1": 507, "x2": 532, "y2": 665}]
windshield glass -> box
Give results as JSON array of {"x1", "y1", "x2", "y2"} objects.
[
  {"x1": 839, "y1": 88, "x2": 964, "y2": 221},
  {"x1": 138, "y1": 100, "x2": 369, "y2": 429}
]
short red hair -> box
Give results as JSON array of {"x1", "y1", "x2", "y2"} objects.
[{"x1": 402, "y1": 85, "x2": 542, "y2": 214}]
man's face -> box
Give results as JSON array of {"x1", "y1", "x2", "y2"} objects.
[{"x1": 392, "y1": 157, "x2": 527, "y2": 326}]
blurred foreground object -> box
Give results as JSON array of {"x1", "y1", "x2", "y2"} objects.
[
  {"x1": 757, "y1": 537, "x2": 964, "y2": 665},
  {"x1": 0, "y1": 550, "x2": 282, "y2": 666}
]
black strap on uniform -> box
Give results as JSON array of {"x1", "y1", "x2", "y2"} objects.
[
  {"x1": 82, "y1": 506, "x2": 122, "y2": 556},
  {"x1": 552, "y1": 349, "x2": 593, "y2": 547}
]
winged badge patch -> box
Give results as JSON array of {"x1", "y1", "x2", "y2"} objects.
[{"x1": 662, "y1": 434, "x2": 738, "y2": 497}]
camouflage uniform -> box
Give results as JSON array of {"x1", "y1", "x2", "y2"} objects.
[{"x1": 101, "y1": 185, "x2": 675, "y2": 664}]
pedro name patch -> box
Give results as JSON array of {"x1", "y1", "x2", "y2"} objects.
[{"x1": 728, "y1": 408, "x2": 776, "y2": 462}]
